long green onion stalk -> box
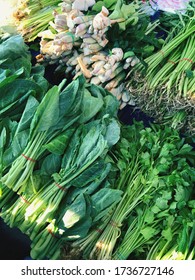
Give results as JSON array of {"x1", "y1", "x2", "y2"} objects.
[
  {"x1": 13, "y1": 0, "x2": 62, "y2": 41},
  {"x1": 127, "y1": 17, "x2": 195, "y2": 135}
]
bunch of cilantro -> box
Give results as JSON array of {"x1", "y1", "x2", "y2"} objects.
[{"x1": 112, "y1": 122, "x2": 195, "y2": 260}]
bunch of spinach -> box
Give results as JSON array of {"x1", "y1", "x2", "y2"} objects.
[
  {"x1": 29, "y1": 170, "x2": 123, "y2": 260},
  {"x1": 0, "y1": 35, "x2": 49, "y2": 212},
  {"x1": 1, "y1": 75, "x2": 85, "y2": 193},
  {"x1": 0, "y1": 48, "x2": 122, "y2": 259},
  {"x1": 0, "y1": 35, "x2": 48, "y2": 121}
]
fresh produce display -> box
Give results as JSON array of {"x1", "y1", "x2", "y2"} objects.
[
  {"x1": 128, "y1": 10, "x2": 195, "y2": 134},
  {"x1": 0, "y1": 0, "x2": 195, "y2": 261},
  {"x1": 10, "y1": 0, "x2": 162, "y2": 109},
  {"x1": 0, "y1": 35, "x2": 122, "y2": 259},
  {"x1": 69, "y1": 122, "x2": 195, "y2": 260},
  {"x1": 2, "y1": 0, "x2": 62, "y2": 41}
]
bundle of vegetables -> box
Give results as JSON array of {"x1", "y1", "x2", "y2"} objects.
[
  {"x1": 127, "y1": 9, "x2": 195, "y2": 135},
  {"x1": 69, "y1": 121, "x2": 195, "y2": 260},
  {"x1": 0, "y1": 35, "x2": 49, "y2": 121},
  {"x1": 0, "y1": 33, "x2": 123, "y2": 259},
  {"x1": 0, "y1": 34, "x2": 49, "y2": 212},
  {"x1": 1, "y1": 116, "x2": 122, "y2": 260},
  {"x1": 34, "y1": 0, "x2": 162, "y2": 108},
  {"x1": 10, "y1": 0, "x2": 62, "y2": 42},
  {"x1": 145, "y1": 204, "x2": 195, "y2": 260},
  {"x1": 30, "y1": 161, "x2": 122, "y2": 259},
  {"x1": 113, "y1": 202, "x2": 195, "y2": 260}
]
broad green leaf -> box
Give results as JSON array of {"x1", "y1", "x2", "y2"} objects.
[
  {"x1": 0, "y1": 68, "x2": 9, "y2": 81},
  {"x1": 0, "y1": 35, "x2": 30, "y2": 61},
  {"x1": 12, "y1": 56, "x2": 32, "y2": 78},
  {"x1": 15, "y1": 95, "x2": 39, "y2": 135},
  {"x1": 75, "y1": 124, "x2": 107, "y2": 168},
  {"x1": 0, "y1": 67, "x2": 24, "y2": 89},
  {"x1": 31, "y1": 65, "x2": 45, "y2": 76},
  {"x1": 79, "y1": 88, "x2": 104, "y2": 123},
  {"x1": 61, "y1": 127, "x2": 82, "y2": 169},
  {"x1": 0, "y1": 128, "x2": 6, "y2": 173},
  {"x1": 3, "y1": 146, "x2": 16, "y2": 167},
  {"x1": 105, "y1": 119, "x2": 120, "y2": 147},
  {"x1": 12, "y1": 129, "x2": 30, "y2": 157},
  {"x1": 62, "y1": 195, "x2": 92, "y2": 240},
  {"x1": 59, "y1": 76, "x2": 84, "y2": 117},
  {"x1": 30, "y1": 85, "x2": 60, "y2": 135},
  {"x1": 71, "y1": 160, "x2": 106, "y2": 188},
  {"x1": 30, "y1": 74, "x2": 49, "y2": 94},
  {"x1": 91, "y1": 188, "x2": 123, "y2": 218},
  {"x1": 41, "y1": 153, "x2": 61, "y2": 176},
  {"x1": 0, "y1": 127, "x2": 6, "y2": 150},
  {"x1": 93, "y1": 199, "x2": 120, "y2": 223},
  {"x1": 63, "y1": 216, "x2": 92, "y2": 240},
  {"x1": 62, "y1": 194, "x2": 87, "y2": 229},
  {"x1": 140, "y1": 226, "x2": 158, "y2": 240},
  {"x1": 0, "y1": 79, "x2": 40, "y2": 111},
  {"x1": 67, "y1": 163, "x2": 111, "y2": 203},
  {"x1": 44, "y1": 127, "x2": 75, "y2": 155}
]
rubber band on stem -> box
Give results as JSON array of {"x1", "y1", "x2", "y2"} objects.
[
  {"x1": 95, "y1": 228, "x2": 103, "y2": 234},
  {"x1": 20, "y1": 195, "x2": 31, "y2": 205},
  {"x1": 159, "y1": 50, "x2": 165, "y2": 58},
  {"x1": 167, "y1": 60, "x2": 176, "y2": 65},
  {"x1": 109, "y1": 219, "x2": 119, "y2": 228},
  {"x1": 47, "y1": 228, "x2": 59, "y2": 239},
  {"x1": 180, "y1": 58, "x2": 193, "y2": 64},
  {"x1": 55, "y1": 182, "x2": 67, "y2": 192},
  {"x1": 21, "y1": 154, "x2": 37, "y2": 163}
]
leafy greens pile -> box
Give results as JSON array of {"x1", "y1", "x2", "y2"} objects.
[
  {"x1": 0, "y1": 35, "x2": 122, "y2": 260},
  {"x1": 70, "y1": 121, "x2": 195, "y2": 260},
  {"x1": 0, "y1": 15, "x2": 195, "y2": 261}
]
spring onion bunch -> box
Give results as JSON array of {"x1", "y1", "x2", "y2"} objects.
[
  {"x1": 12, "y1": 0, "x2": 62, "y2": 41},
  {"x1": 127, "y1": 13, "x2": 195, "y2": 135}
]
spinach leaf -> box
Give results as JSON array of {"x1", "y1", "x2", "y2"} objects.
[{"x1": 30, "y1": 85, "x2": 60, "y2": 136}]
